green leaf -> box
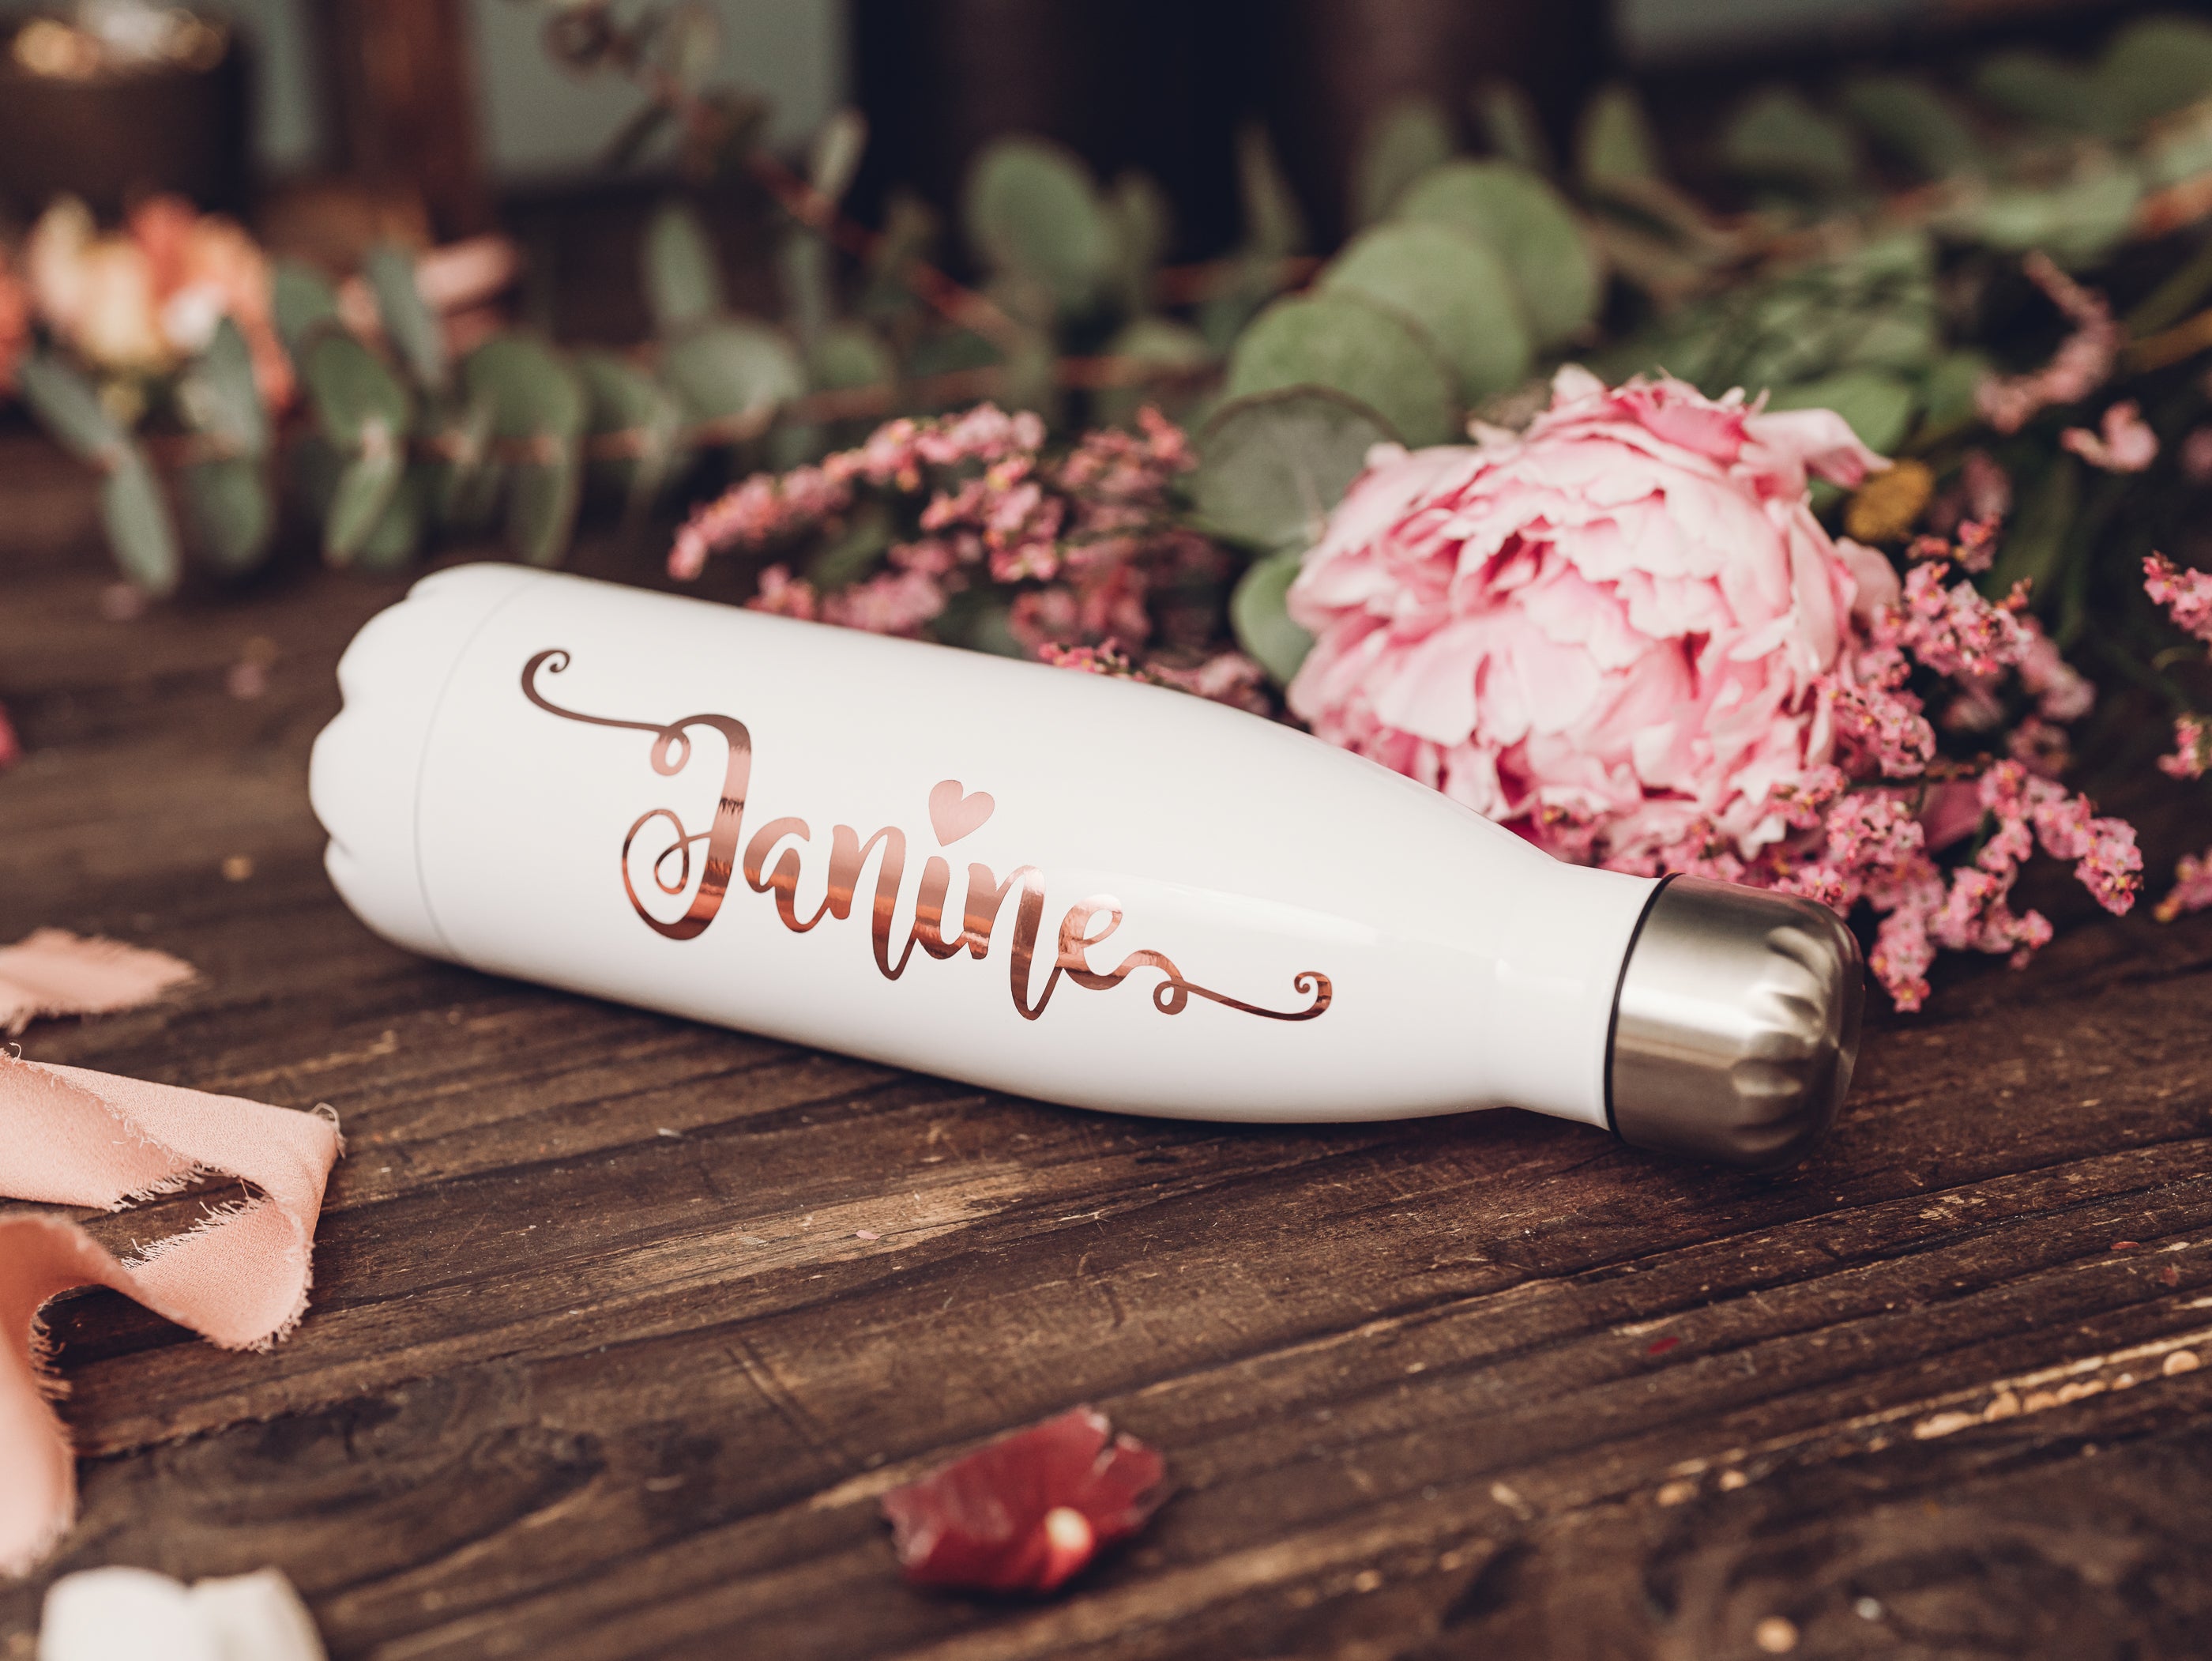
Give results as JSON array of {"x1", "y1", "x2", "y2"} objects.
[
  {"x1": 658, "y1": 317, "x2": 805, "y2": 425},
  {"x1": 964, "y1": 137, "x2": 1115, "y2": 312},
  {"x1": 1841, "y1": 74, "x2": 1981, "y2": 178},
  {"x1": 1236, "y1": 121, "x2": 1307, "y2": 260},
  {"x1": 779, "y1": 228, "x2": 831, "y2": 352},
  {"x1": 182, "y1": 458, "x2": 274, "y2": 575},
  {"x1": 1960, "y1": 169, "x2": 2142, "y2": 266},
  {"x1": 807, "y1": 107, "x2": 869, "y2": 205},
  {"x1": 1392, "y1": 160, "x2": 1601, "y2": 348},
  {"x1": 177, "y1": 319, "x2": 269, "y2": 458},
  {"x1": 2097, "y1": 16, "x2": 2212, "y2": 129},
  {"x1": 810, "y1": 320, "x2": 896, "y2": 393},
  {"x1": 1353, "y1": 96, "x2": 1457, "y2": 228},
  {"x1": 807, "y1": 499, "x2": 896, "y2": 590},
  {"x1": 16, "y1": 352, "x2": 122, "y2": 461},
  {"x1": 365, "y1": 242, "x2": 448, "y2": 394},
  {"x1": 1577, "y1": 83, "x2": 1662, "y2": 189},
  {"x1": 1105, "y1": 171, "x2": 1172, "y2": 314},
  {"x1": 101, "y1": 450, "x2": 181, "y2": 596},
  {"x1": 1917, "y1": 348, "x2": 1993, "y2": 437},
  {"x1": 576, "y1": 349, "x2": 687, "y2": 507},
  {"x1": 1194, "y1": 386, "x2": 1394, "y2": 553},
  {"x1": 1319, "y1": 220, "x2": 1532, "y2": 404},
  {"x1": 1987, "y1": 454, "x2": 2077, "y2": 607},
  {"x1": 354, "y1": 469, "x2": 426, "y2": 573},
  {"x1": 1472, "y1": 81, "x2": 1552, "y2": 174},
  {"x1": 1973, "y1": 51, "x2": 2125, "y2": 139},
  {"x1": 861, "y1": 189, "x2": 939, "y2": 320},
  {"x1": 507, "y1": 458, "x2": 581, "y2": 567},
  {"x1": 1232, "y1": 547, "x2": 1316, "y2": 687},
  {"x1": 462, "y1": 335, "x2": 587, "y2": 439},
  {"x1": 1765, "y1": 370, "x2": 1917, "y2": 455},
  {"x1": 303, "y1": 331, "x2": 412, "y2": 450},
  {"x1": 643, "y1": 202, "x2": 726, "y2": 337},
  {"x1": 325, "y1": 450, "x2": 404, "y2": 564},
  {"x1": 271, "y1": 260, "x2": 340, "y2": 360},
  {"x1": 1091, "y1": 316, "x2": 1213, "y2": 428},
  {"x1": 1721, "y1": 88, "x2": 1859, "y2": 194},
  {"x1": 1226, "y1": 292, "x2": 1454, "y2": 448}
]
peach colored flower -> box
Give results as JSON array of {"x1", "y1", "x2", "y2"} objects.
[
  {"x1": 2060, "y1": 400, "x2": 2157, "y2": 473},
  {"x1": 0, "y1": 247, "x2": 28, "y2": 393},
  {"x1": 1286, "y1": 367, "x2": 1894, "y2": 866}
]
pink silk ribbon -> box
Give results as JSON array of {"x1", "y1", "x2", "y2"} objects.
[{"x1": 0, "y1": 1053, "x2": 342, "y2": 1576}]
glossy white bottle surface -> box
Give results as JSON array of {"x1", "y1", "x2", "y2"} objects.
[{"x1": 311, "y1": 565, "x2": 1862, "y2": 1163}]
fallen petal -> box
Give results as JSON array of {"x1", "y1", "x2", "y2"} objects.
[
  {"x1": 881, "y1": 1407, "x2": 1168, "y2": 1594},
  {"x1": 0, "y1": 929, "x2": 195, "y2": 1036}
]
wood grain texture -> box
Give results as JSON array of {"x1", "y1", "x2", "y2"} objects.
[{"x1": 2, "y1": 509, "x2": 2210, "y2": 1659}]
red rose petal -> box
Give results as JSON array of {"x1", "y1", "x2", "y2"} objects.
[
  {"x1": 880, "y1": 1407, "x2": 1168, "y2": 1594},
  {"x1": 1646, "y1": 1335, "x2": 1681, "y2": 1356}
]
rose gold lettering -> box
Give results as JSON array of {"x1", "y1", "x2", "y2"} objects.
[{"x1": 525, "y1": 653, "x2": 1334, "y2": 1024}]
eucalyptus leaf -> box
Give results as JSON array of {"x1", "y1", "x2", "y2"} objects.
[
  {"x1": 183, "y1": 458, "x2": 273, "y2": 575},
  {"x1": 779, "y1": 228, "x2": 830, "y2": 352},
  {"x1": 1962, "y1": 170, "x2": 2142, "y2": 266},
  {"x1": 508, "y1": 458, "x2": 581, "y2": 567},
  {"x1": 1319, "y1": 220, "x2": 1533, "y2": 405},
  {"x1": 1226, "y1": 292, "x2": 1454, "y2": 447},
  {"x1": 964, "y1": 137, "x2": 1115, "y2": 312},
  {"x1": 1721, "y1": 88, "x2": 1859, "y2": 194},
  {"x1": 271, "y1": 261, "x2": 340, "y2": 360},
  {"x1": 1092, "y1": 316, "x2": 1213, "y2": 428},
  {"x1": 365, "y1": 242, "x2": 448, "y2": 393},
  {"x1": 807, "y1": 500, "x2": 897, "y2": 590},
  {"x1": 462, "y1": 335, "x2": 586, "y2": 439},
  {"x1": 355, "y1": 467, "x2": 426, "y2": 572},
  {"x1": 577, "y1": 349, "x2": 687, "y2": 507},
  {"x1": 1973, "y1": 50, "x2": 2126, "y2": 139},
  {"x1": 1106, "y1": 171, "x2": 1172, "y2": 314},
  {"x1": 1577, "y1": 83, "x2": 1663, "y2": 189},
  {"x1": 643, "y1": 202, "x2": 726, "y2": 337},
  {"x1": 303, "y1": 332, "x2": 412, "y2": 450},
  {"x1": 1353, "y1": 96, "x2": 1456, "y2": 228},
  {"x1": 1841, "y1": 74, "x2": 1981, "y2": 178},
  {"x1": 861, "y1": 190, "x2": 939, "y2": 319},
  {"x1": 1473, "y1": 81, "x2": 1552, "y2": 175},
  {"x1": 1987, "y1": 454, "x2": 2078, "y2": 607},
  {"x1": 16, "y1": 352, "x2": 122, "y2": 461},
  {"x1": 1236, "y1": 121, "x2": 1307, "y2": 260},
  {"x1": 1194, "y1": 387, "x2": 1394, "y2": 553},
  {"x1": 1232, "y1": 548, "x2": 1317, "y2": 687},
  {"x1": 178, "y1": 319, "x2": 269, "y2": 458},
  {"x1": 2095, "y1": 15, "x2": 2212, "y2": 129},
  {"x1": 101, "y1": 450, "x2": 181, "y2": 595},
  {"x1": 1917, "y1": 348, "x2": 1995, "y2": 437},
  {"x1": 1392, "y1": 160, "x2": 1601, "y2": 348},
  {"x1": 659, "y1": 317, "x2": 805, "y2": 425},
  {"x1": 1765, "y1": 370, "x2": 1917, "y2": 455},
  {"x1": 325, "y1": 450, "x2": 404, "y2": 564}
]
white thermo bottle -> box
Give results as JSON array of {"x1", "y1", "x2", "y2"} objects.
[{"x1": 310, "y1": 564, "x2": 1864, "y2": 1168}]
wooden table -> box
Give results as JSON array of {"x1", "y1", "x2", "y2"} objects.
[{"x1": 4, "y1": 503, "x2": 2212, "y2": 1659}]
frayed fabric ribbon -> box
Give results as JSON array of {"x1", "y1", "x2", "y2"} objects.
[{"x1": 0, "y1": 1052, "x2": 343, "y2": 1576}]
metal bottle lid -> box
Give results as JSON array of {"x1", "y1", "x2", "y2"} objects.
[{"x1": 1607, "y1": 876, "x2": 1865, "y2": 1170}]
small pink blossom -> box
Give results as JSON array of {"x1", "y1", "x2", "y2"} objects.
[
  {"x1": 2161, "y1": 713, "x2": 2212, "y2": 779},
  {"x1": 2156, "y1": 846, "x2": 2212, "y2": 922},
  {"x1": 2060, "y1": 401, "x2": 2157, "y2": 472},
  {"x1": 2146, "y1": 552, "x2": 2212, "y2": 645},
  {"x1": 746, "y1": 563, "x2": 820, "y2": 620},
  {"x1": 822, "y1": 567, "x2": 946, "y2": 636},
  {"x1": 2016, "y1": 621, "x2": 2094, "y2": 721},
  {"x1": 1976, "y1": 253, "x2": 2120, "y2": 434}
]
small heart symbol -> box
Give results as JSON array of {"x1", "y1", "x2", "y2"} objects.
[{"x1": 928, "y1": 779, "x2": 995, "y2": 845}]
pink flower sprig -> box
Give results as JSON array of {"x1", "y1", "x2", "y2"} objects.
[
  {"x1": 2156, "y1": 846, "x2": 2212, "y2": 923},
  {"x1": 2161, "y1": 714, "x2": 2211, "y2": 781},
  {"x1": 1976, "y1": 253, "x2": 2121, "y2": 435},
  {"x1": 672, "y1": 403, "x2": 1250, "y2": 700},
  {"x1": 2145, "y1": 552, "x2": 2212, "y2": 646}
]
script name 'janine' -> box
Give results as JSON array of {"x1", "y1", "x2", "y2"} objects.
[{"x1": 522, "y1": 650, "x2": 1331, "y2": 1025}]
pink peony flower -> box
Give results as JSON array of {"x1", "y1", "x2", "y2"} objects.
[{"x1": 1285, "y1": 367, "x2": 1895, "y2": 866}]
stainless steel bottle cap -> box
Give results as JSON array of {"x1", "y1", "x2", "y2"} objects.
[{"x1": 1608, "y1": 876, "x2": 1864, "y2": 1170}]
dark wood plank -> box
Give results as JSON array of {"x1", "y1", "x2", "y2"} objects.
[{"x1": 2, "y1": 493, "x2": 2210, "y2": 1659}]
